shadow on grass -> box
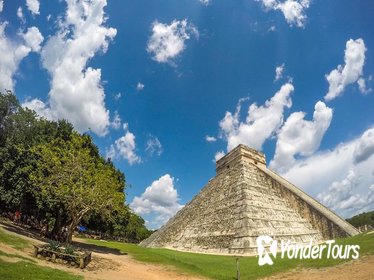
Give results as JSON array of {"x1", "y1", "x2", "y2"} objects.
[
  {"x1": 0, "y1": 220, "x2": 46, "y2": 244},
  {"x1": 0, "y1": 220, "x2": 125, "y2": 256},
  {"x1": 72, "y1": 239, "x2": 125, "y2": 256}
]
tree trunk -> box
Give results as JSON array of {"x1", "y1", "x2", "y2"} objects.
[
  {"x1": 66, "y1": 219, "x2": 78, "y2": 244},
  {"x1": 50, "y1": 212, "x2": 63, "y2": 240},
  {"x1": 65, "y1": 208, "x2": 90, "y2": 243}
]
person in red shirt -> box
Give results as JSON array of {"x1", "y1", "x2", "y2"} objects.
[{"x1": 14, "y1": 211, "x2": 21, "y2": 224}]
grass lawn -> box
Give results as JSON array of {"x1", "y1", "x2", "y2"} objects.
[
  {"x1": 0, "y1": 249, "x2": 36, "y2": 262},
  {"x1": 0, "y1": 227, "x2": 30, "y2": 250},
  {"x1": 0, "y1": 259, "x2": 83, "y2": 280},
  {"x1": 85, "y1": 232, "x2": 374, "y2": 280},
  {"x1": 0, "y1": 227, "x2": 82, "y2": 280}
]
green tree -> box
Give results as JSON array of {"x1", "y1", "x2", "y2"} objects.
[
  {"x1": 31, "y1": 132, "x2": 126, "y2": 243},
  {"x1": 347, "y1": 211, "x2": 374, "y2": 228},
  {"x1": 125, "y1": 213, "x2": 151, "y2": 242},
  {"x1": 0, "y1": 90, "x2": 20, "y2": 146},
  {"x1": 0, "y1": 92, "x2": 41, "y2": 213},
  {"x1": 0, "y1": 91, "x2": 74, "y2": 215},
  {"x1": 1, "y1": 91, "x2": 150, "y2": 243}
]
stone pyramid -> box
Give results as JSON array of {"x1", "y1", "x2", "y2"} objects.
[{"x1": 140, "y1": 144, "x2": 358, "y2": 255}]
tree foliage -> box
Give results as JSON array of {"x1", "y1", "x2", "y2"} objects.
[
  {"x1": 30, "y1": 133, "x2": 126, "y2": 242},
  {"x1": 0, "y1": 91, "x2": 150, "y2": 243},
  {"x1": 347, "y1": 211, "x2": 374, "y2": 228}
]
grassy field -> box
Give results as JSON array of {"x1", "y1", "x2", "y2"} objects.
[
  {"x1": 0, "y1": 226, "x2": 372, "y2": 280},
  {"x1": 0, "y1": 227, "x2": 83, "y2": 280},
  {"x1": 85, "y1": 232, "x2": 374, "y2": 280},
  {"x1": 0, "y1": 227, "x2": 30, "y2": 249},
  {"x1": 0, "y1": 260, "x2": 83, "y2": 280}
]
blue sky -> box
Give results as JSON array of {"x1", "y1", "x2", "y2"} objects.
[{"x1": 1, "y1": 0, "x2": 374, "y2": 229}]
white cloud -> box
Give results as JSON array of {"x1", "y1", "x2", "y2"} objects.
[
  {"x1": 214, "y1": 151, "x2": 225, "y2": 162},
  {"x1": 278, "y1": 0, "x2": 310, "y2": 27},
  {"x1": 280, "y1": 127, "x2": 374, "y2": 218},
  {"x1": 0, "y1": 1, "x2": 3, "y2": 13},
  {"x1": 0, "y1": 23, "x2": 43, "y2": 91},
  {"x1": 105, "y1": 144, "x2": 116, "y2": 160},
  {"x1": 199, "y1": 0, "x2": 210, "y2": 5},
  {"x1": 357, "y1": 77, "x2": 371, "y2": 94},
  {"x1": 108, "y1": 123, "x2": 141, "y2": 165},
  {"x1": 27, "y1": 0, "x2": 116, "y2": 136},
  {"x1": 268, "y1": 25, "x2": 276, "y2": 32},
  {"x1": 114, "y1": 92, "x2": 122, "y2": 101},
  {"x1": 110, "y1": 111, "x2": 121, "y2": 130},
  {"x1": 130, "y1": 174, "x2": 184, "y2": 229},
  {"x1": 325, "y1": 38, "x2": 367, "y2": 101},
  {"x1": 274, "y1": 63, "x2": 285, "y2": 82},
  {"x1": 205, "y1": 135, "x2": 217, "y2": 142},
  {"x1": 353, "y1": 128, "x2": 374, "y2": 164},
  {"x1": 17, "y1": 7, "x2": 24, "y2": 21},
  {"x1": 22, "y1": 98, "x2": 53, "y2": 119},
  {"x1": 317, "y1": 170, "x2": 374, "y2": 216},
  {"x1": 136, "y1": 82, "x2": 145, "y2": 91},
  {"x1": 146, "y1": 135, "x2": 163, "y2": 156},
  {"x1": 26, "y1": 0, "x2": 40, "y2": 15},
  {"x1": 22, "y1": 27, "x2": 44, "y2": 52},
  {"x1": 106, "y1": 124, "x2": 141, "y2": 164},
  {"x1": 147, "y1": 19, "x2": 198, "y2": 64},
  {"x1": 258, "y1": 0, "x2": 310, "y2": 28},
  {"x1": 270, "y1": 101, "x2": 333, "y2": 173},
  {"x1": 219, "y1": 83, "x2": 293, "y2": 151}
]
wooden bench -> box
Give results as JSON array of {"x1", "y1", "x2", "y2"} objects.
[{"x1": 33, "y1": 244, "x2": 91, "y2": 268}]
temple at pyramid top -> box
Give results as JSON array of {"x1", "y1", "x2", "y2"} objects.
[
  {"x1": 141, "y1": 144, "x2": 359, "y2": 255},
  {"x1": 216, "y1": 144, "x2": 266, "y2": 174}
]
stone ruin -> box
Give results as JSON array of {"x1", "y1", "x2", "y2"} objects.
[{"x1": 140, "y1": 144, "x2": 359, "y2": 255}]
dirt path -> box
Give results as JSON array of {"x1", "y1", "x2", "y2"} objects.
[
  {"x1": 262, "y1": 255, "x2": 374, "y2": 280},
  {"x1": 80, "y1": 250, "x2": 203, "y2": 280},
  {"x1": 0, "y1": 224, "x2": 204, "y2": 280},
  {"x1": 0, "y1": 242, "x2": 205, "y2": 280}
]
